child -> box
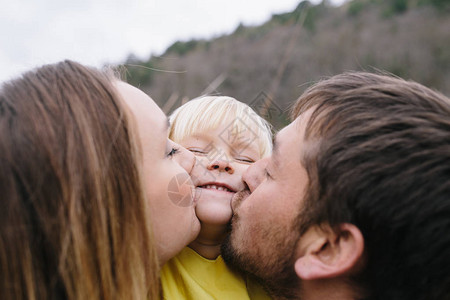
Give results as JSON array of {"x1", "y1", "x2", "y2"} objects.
[{"x1": 161, "y1": 96, "x2": 273, "y2": 299}]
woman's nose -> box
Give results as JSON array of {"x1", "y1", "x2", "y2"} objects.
[
  {"x1": 173, "y1": 144, "x2": 196, "y2": 174},
  {"x1": 207, "y1": 159, "x2": 235, "y2": 174}
]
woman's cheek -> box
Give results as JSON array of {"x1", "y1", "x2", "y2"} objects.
[{"x1": 166, "y1": 172, "x2": 195, "y2": 207}]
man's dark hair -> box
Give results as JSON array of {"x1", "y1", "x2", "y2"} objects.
[{"x1": 292, "y1": 72, "x2": 450, "y2": 300}]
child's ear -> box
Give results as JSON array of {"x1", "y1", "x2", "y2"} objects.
[{"x1": 294, "y1": 223, "x2": 364, "y2": 280}]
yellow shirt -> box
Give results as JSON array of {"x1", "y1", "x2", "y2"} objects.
[{"x1": 161, "y1": 247, "x2": 271, "y2": 300}]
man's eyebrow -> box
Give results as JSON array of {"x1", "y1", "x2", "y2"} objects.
[
  {"x1": 271, "y1": 134, "x2": 281, "y2": 167},
  {"x1": 272, "y1": 134, "x2": 279, "y2": 154}
]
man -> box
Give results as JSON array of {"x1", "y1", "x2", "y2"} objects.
[{"x1": 222, "y1": 72, "x2": 450, "y2": 300}]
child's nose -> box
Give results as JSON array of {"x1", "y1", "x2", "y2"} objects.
[{"x1": 207, "y1": 159, "x2": 234, "y2": 174}]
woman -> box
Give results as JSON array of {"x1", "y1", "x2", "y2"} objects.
[{"x1": 0, "y1": 60, "x2": 200, "y2": 299}]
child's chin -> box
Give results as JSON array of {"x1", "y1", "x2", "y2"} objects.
[{"x1": 195, "y1": 203, "x2": 233, "y2": 226}]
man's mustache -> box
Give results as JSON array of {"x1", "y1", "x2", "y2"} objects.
[{"x1": 231, "y1": 189, "x2": 250, "y2": 213}]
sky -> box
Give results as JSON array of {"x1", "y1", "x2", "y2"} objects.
[{"x1": 0, "y1": 0, "x2": 346, "y2": 82}]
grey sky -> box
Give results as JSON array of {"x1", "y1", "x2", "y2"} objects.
[{"x1": 0, "y1": 0, "x2": 346, "y2": 82}]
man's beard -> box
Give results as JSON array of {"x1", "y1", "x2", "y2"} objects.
[{"x1": 221, "y1": 190, "x2": 303, "y2": 299}]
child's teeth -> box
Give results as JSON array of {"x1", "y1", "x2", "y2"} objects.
[{"x1": 203, "y1": 184, "x2": 232, "y2": 192}]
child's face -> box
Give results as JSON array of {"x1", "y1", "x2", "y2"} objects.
[{"x1": 179, "y1": 124, "x2": 261, "y2": 227}]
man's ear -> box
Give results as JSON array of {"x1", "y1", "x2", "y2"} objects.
[{"x1": 294, "y1": 223, "x2": 364, "y2": 280}]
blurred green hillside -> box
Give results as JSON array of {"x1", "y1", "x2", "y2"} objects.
[{"x1": 118, "y1": 0, "x2": 450, "y2": 129}]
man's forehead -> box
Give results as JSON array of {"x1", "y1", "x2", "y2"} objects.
[
  {"x1": 275, "y1": 116, "x2": 303, "y2": 143},
  {"x1": 271, "y1": 116, "x2": 307, "y2": 167},
  {"x1": 272, "y1": 121, "x2": 296, "y2": 162}
]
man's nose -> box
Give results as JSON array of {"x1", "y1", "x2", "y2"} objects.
[{"x1": 242, "y1": 157, "x2": 269, "y2": 192}]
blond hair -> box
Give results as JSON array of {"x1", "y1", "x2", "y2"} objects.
[
  {"x1": 169, "y1": 96, "x2": 272, "y2": 158},
  {"x1": 0, "y1": 61, "x2": 159, "y2": 299}
]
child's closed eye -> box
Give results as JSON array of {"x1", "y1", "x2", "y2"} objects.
[
  {"x1": 235, "y1": 157, "x2": 255, "y2": 164},
  {"x1": 188, "y1": 148, "x2": 208, "y2": 156}
]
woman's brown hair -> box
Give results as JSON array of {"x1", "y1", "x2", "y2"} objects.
[{"x1": 0, "y1": 60, "x2": 159, "y2": 299}]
